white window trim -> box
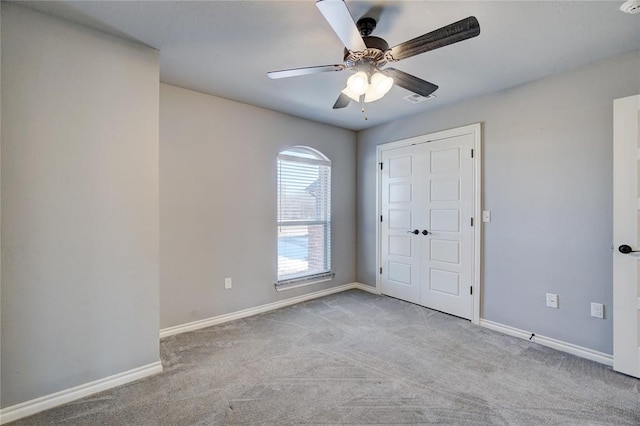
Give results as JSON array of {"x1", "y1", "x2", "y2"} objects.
[
  {"x1": 276, "y1": 146, "x2": 332, "y2": 287},
  {"x1": 277, "y1": 154, "x2": 330, "y2": 167}
]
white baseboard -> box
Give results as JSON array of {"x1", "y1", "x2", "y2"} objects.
[
  {"x1": 160, "y1": 282, "x2": 371, "y2": 338},
  {"x1": 353, "y1": 282, "x2": 381, "y2": 295},
  {"x1": 0, "y1": 361, "x2": 163, "y2": 425},
  {"x1": 479, "y1": 319, "x2": 613, "y2": 366}
]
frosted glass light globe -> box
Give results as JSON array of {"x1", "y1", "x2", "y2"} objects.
[
  {"x1": 347, "y1": 71, "x2": 368, "y2": 96},
  {"x1": 371, "y1": 72, "x2": 394, "y2": 97}
]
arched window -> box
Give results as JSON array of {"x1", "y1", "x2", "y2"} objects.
[{"x1": 276, "y1": 146, "x2": 332, "y2": 287}]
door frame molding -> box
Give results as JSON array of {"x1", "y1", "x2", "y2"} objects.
[{"x1": 375, "y1": 123, "x2": 482, "y2": 324}]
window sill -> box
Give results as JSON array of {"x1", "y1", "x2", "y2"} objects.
[{"x1": 274, "y1": 272, "x2": 335, "y2": 292}]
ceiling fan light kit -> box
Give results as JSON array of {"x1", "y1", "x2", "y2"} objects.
[
  {"x1": 267, "y1": 0, "x2": 481, "y2": 118},
  {"x1": 342, "y1": 71, "x2": 394, "y2": 103}
]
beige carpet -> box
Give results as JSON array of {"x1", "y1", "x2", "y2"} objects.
[{"x1": 8, "y1": 289, "x2": 640, "y2": 425}]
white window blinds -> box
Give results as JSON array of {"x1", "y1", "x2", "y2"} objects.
[{"x1": 277, "y1": 147, "x2": 331, "y2": 284}]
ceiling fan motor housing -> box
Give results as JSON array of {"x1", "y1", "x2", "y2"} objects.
[{"x1": 343, "y1": 36, "x2": 389, "y2": 68}]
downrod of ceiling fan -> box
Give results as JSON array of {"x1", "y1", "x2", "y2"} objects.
[{"x1": 356, "y1": 17, "x2": 377, "y2": 36}]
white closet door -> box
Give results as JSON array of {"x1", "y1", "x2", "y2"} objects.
[
  {"x1": 380, "y1": 144, "x2": 426, "y2": 304},
  {"x1": 380, "y1": 133, "x2": 475, "y2": 320},
  {"x1": 420, "y1": 135, "x2": 474, "y2": 320}
]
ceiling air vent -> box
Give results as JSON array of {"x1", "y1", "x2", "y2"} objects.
[
  {"x1": 620, "y1": 0, "x2": 640, "y2": 14},
  {"x1": 404, "y1": 93, "x2": 436, "y2": 104}
]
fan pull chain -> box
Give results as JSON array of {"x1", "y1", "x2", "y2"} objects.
[{"x1": 359, "y1": 94, "x2": 368, "y2": 121}]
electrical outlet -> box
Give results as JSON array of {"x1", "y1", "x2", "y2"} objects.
[
  {"x1": 224, "y1": 277, "x2": 232, "y2": 289},
  {"x1": 591, "y1": 302, "x2": 604, "y2": 319},
  {"x1": 546, "y1": 293, "x2": 558, "y2": 309}
]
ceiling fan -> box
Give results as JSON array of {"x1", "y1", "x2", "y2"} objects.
[{"x1": 267, "y1": 0, "x2": 480, "y2": 113}]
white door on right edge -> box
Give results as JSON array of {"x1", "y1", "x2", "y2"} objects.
[
  {"x1": 613, "y1": 94, "x2": 640, "y2": 379},
  {"x1": 420, "y1": 135, "x2": 474, "y2": 320}
]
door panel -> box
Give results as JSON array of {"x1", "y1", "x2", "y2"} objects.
[
  {"x1": 431, "y1": 179, "x2": 460, "y2": 201},
  {"x1": 388, "y1": 155, "x2": 412, "y2": 177},
  {"x1": 388, "y1": 261, "x2": 412, "y2": 285},
  {"x1": 388, "y1": 235, "x2": 412, "y2": 257},
  {"x1": 430, "y1": 210, "x2": 460, "y2": 232},
  {"x1": 388, "y1": 210, "x2": 412, "y2": 229},
  {"x1": 430, "y1": 148, "x2": 460, "y2": 173},
  {"x1": 430, "y1": 269, "x2": 460, "y2": 295},
  {"x1": 389, "y1": 183, "x2": 412, "y2": 203},
  {"x1": 613, "y1": 94, "x2": 640, "y2": 378},
  {"x1": 430, "y1": 239, "x2": 459, "y2": 264}
]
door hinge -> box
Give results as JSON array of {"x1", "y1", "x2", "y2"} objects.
[
  {"x1": 470, "y1": 286, "x2": 473, "y2": 295},
  {"x1": 380, "y1": 215, "x2": 383, "y2": 222},
  {"x1": 471, "y1": 149, "x2": 474, "y2": 158},
  {"x1": 379, "y1": 162, "x2": 383, "y2": 170},
  {"x1": 471, "y1": 217, "x2": 474, "y2": 226},
  {"x1": 380, "y1": 267, "x2": 383, "y2": 274}
]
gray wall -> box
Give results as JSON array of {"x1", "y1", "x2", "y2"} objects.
[
  {"x1": 160, "y1": 84, "x2": 356, "y2": 329},
  {"x1": 1, "y1": 4, "x2": 160, "y2": 407},
  {"x1": 357, "y1": 50, "x2": 640, "y2": 355}
]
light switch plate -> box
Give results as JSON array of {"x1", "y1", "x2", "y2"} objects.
[{"x1": 482, "y1": 210, "x2": 491, "y2": 222}]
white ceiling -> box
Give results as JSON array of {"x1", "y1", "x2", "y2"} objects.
[{"x1": 17, "y1": 1, "x2": 640, "y2": 131}]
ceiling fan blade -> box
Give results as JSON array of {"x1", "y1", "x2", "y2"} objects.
[
  {"x1": 386, "y1": 16, "x2": 480, "y2": 62},
  {"x1": 267, "y1": 64, "x2": 345, "y2": 79},
  {"x1": 333, "y1": 92, "x2": 351, "y2": 109},
  {"x1": 316, "y1": 0, "x2": 367, "y2": 52},
  {"x1": 383, "y1": 68, "x2": 438, "y2": 97}
]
